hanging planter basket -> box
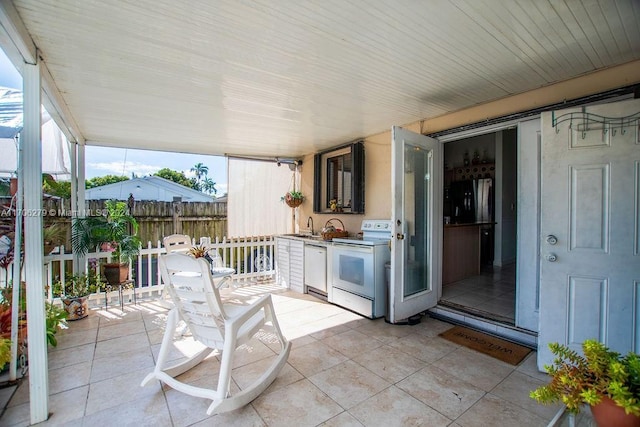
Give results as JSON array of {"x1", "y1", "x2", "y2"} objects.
[
  {"x1": 284, "y1": 194, "x2": 303, "y2": 208},
  {"x1": 283, "y1": 170, "x2": 304, "y2": 208}
]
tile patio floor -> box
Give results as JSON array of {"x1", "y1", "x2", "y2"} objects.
[{"x1": 1, "y1": 283, "x2": 586, "y2": 426}]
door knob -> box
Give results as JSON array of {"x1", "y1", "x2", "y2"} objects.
[
  {"x1": 546, "y1": 235, "x2": 558, "y2": 245},
  {"x1": 545, "y1": 253, "x2": 558, "y2": 262},
  {"x1": 396, "y1": 233, "x2": 405, "y2": 240}
]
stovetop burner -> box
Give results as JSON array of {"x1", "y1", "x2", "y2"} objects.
[{"x1": 332, "y1": 220, "x2": 392, "y2": 246}]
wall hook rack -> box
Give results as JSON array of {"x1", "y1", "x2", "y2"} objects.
[{"x1": 551, "y1": 109, "x2": 640, "y2": 139}]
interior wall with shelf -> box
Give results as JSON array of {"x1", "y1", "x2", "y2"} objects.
[
  {"x1": 443, "y1": 128, "x2": 518, "y2": 269},
  {"x1": 444, "y1": 133, "x2": 496, "y2": 170}
]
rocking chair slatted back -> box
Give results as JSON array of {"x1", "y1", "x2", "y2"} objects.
[
  {"x1": 158, "y1": 254, "x2": 226, "y2": 345},
  {"x1": 163, "y1": 234, "x2": 192, "y2": 253}
]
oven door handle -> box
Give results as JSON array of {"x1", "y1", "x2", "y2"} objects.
[{"x1": 332, "y1": 244, "x2": 373, "y2": 254}]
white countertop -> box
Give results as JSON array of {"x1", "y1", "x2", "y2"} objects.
[{"x1": 277, "y1": 234, "x2": 332, "y2": 246}]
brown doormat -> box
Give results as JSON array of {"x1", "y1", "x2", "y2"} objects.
[{"x1": 439, "y1": 326, "x2": 531, "y2": 365}]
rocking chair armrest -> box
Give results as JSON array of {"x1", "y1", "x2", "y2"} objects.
[
  {"x1": 225, "y1": 294, "x2": 272, "y2": 331},
  {"x1": 214, "y1": 275, "x2": 233, "y2": 289}
]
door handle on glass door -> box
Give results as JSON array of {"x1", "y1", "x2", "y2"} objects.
[{"x1": 396, "y1": 233, "x2": 405, "y2": 240}]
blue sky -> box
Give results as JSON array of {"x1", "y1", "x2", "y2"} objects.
[
  {"x1": 1, "y1": 50, "x2": 228, "y2": 195},
  {"x1": 85, "y1": 146, "x2": 227, "y2": 195}
]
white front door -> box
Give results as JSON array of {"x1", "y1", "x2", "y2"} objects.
[
  {"x1": 390, "y1": 126, "x2": 442, "y2": 323},
  {"x1": 538, "y1": 99, "x2": 640, "y2": 368}
]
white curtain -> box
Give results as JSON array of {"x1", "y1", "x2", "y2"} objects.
[
  {"x1": 0, "y1": 86, "x2": 71, "y2": 178},
  {"x1": 0, "y1": 122, "x2": 71, "y2": 178},
  {"x1": 227, "y1": 158, "x2": 294, "y2": 237}
]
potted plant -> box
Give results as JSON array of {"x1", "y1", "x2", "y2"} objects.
[
  {"x1": 329, "y1": 198, "x2": 344, "y2": 212},
  {"x1": 282, "y1": 190, "x2": 304, "y2": 208},
  {"x1": 187, "y1": 244, "x2": 209, "y2": 258},
  {"x1": 530, "y1": 340, "x2": 640, "y2": 427},
  {"x1": 54, "y1": 273, "x2": 95, "y2": 320},
  {"x1": 71, "y1": 200, "x2": 141, "y2": 287}
]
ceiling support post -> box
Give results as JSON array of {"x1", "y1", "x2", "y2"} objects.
[{"x1": 23, "y1": 60, "x2": 49, "y2": 425}]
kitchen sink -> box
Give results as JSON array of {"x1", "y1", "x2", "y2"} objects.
[{"x1": 281, "y1": 233, "x2": 324, "y2": 241}]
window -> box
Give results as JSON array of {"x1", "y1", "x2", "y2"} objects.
[{"x1": 313, "y1": 141, "x2": 364, "y2": 214}]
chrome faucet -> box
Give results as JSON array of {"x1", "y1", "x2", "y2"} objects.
[{"x1": 306, "y1": 216, "x2": 314, "y2": 235}]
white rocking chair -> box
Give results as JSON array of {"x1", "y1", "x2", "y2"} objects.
[{"x1": 141, "y1": 253, "x2": 291, "y2": 415}]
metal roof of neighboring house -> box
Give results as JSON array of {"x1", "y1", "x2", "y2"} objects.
[{"x1": 84, "y1": 175, "x2": 214, "y2": 202}]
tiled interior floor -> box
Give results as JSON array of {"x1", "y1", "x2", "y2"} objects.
[
  {"x1": 2, "y1": 282, "x2": 574, "y2": 427},
  {"x1": 440, "y1": 264, "x2": 516, "y2": 324}
]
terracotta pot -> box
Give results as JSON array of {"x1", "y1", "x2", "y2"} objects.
[
  {"x1": 591, "y1": 397, "x2": 640, "y2": 427},
  {"x1": 9, "y1": 178, "x2": 17, "y2": 196},
  {"x1": 103, "y1": 263, "x2": 129, "y2": 286},
  {"x1": 62, "y1": 296, "x2": 88, "y2": 321}
]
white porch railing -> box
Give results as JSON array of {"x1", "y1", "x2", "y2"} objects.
[{"x1": 1, "y1": 235, "x2": 277, "y2": 305}]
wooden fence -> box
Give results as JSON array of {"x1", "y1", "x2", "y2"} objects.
[{"x1": 34, "y1": 198, "x2": 228, "y2": 248}]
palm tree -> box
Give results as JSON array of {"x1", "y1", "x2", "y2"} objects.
[
  {"x1": 190, "y1": 163, "x2": 209, "y2": 184},
  {"x1": 201, "y1": 177, "x2": 217, "y2": 195}
]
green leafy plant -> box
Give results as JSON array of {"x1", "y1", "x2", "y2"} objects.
[
  {"x1": 0, "y1": 281, "x2": 26, "y2": 312},
  {"x1": 42, "y1": 173, "x2": 71, "y2": 199},
  {"x1": 285, "y1": 190, "x2": 304, "y2": 200},
  {"x1": 531, "y1": 340, "x2": 640, "y2": 415},
  {"x1": 72, "y1": 200, "x2": 141, "y2": 264},
  {"x1": 281, "y1": 191, "x2": 304, "y2": 207},
  {"x1": 44, "y1": 223, "x2": 67, "y2": 254},
  {"x1": 53, "y1": 273, "x2": 96, "y2": 298},
  {"x1": 45, "y1": 302, "x2": 67, "y2": 347},
  {"x1": 0, "y1": 337, "x2": 11, "y2": 371}
]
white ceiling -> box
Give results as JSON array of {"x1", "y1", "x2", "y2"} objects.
[{"x1": 3, "y1": 0, "x2": 640, "y2": 158}]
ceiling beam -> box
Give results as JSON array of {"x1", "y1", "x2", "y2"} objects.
[
  {"x1": 0, "y1": 0, "x2": 85, "y2": 144},
  {"x1": 0, "y1": 0, "x2": 35, "y2": 64},
  {"x1": 417, "y1": 60, "x2": 640, "y2": 135}
]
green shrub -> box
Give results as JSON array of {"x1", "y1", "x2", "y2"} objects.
[
  {"x1": 45, "y1": 302, "x2": 67, "y2": 347},
  {"x1": 0, "y1": 338, "x2": 11, "y2": 371},
  {"x1": 531, "y1": 340, "x2": 640, "y2": 415}
]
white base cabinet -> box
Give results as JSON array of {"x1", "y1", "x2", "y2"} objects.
[
  {"x1": 304, "y1": 244, "x2": 327, "y2": 293},
  {"x1": 275, "y1": 237, "x2": 304, "y2": 293}
]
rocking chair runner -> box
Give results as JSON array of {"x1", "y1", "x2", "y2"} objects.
[{"x1": 141, "y1": 253, "x2": 291, "y2": 415}]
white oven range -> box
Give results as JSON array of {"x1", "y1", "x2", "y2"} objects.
[{"x1": 329, "y1": 220, "x2": 392, "y2": 318}]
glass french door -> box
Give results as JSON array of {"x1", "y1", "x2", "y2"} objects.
[{"x1": 389, "y1": 126, "x2": 442, "y2": 323}]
